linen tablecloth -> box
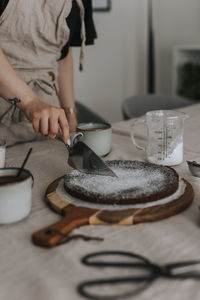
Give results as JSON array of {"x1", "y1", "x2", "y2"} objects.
[{"x1": 1, "y1": 103, "x2": 200, "y2": 300}]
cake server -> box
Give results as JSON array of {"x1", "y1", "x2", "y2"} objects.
[
  {"x1": 68, "y1": 141, "x2": 117, "y2": 177},
  {"x1": 57, "y1": 137, "x2": 117, "y2": 177}
]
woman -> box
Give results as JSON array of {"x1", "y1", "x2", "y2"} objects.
[{"x1": 0, "y1": 0, "x2": 96, "y2": 146}]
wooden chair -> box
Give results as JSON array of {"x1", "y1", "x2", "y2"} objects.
[{"x1": 122, "y1": 94, "x2": 196, "y2": 120}]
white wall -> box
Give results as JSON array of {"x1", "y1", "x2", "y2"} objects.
[
  {"x1": 154, "y1": 0, "x2": 200, "y2": 95},
  {"x1": 73, "y1": 0, "x2": 147, "y2": 122},
  {"x1": 73, "y1": 0, "x2": 200, "y2": 122}
]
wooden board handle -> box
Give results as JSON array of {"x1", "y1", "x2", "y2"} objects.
[{"x1": 32, "y1": 205, "x2": 96, "y2": 247}]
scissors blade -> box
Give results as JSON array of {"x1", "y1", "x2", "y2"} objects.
[{"x1": 68, "y1": 141, "x2": 117, "y2": 177}]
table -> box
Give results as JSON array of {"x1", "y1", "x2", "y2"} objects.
[{"x1": 1, "y1": 104, "x2": 200, "y2": 300}]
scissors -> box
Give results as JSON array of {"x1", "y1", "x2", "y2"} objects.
[{"x1": 77, "y1": 250, "x2": 200, "y2": 300}]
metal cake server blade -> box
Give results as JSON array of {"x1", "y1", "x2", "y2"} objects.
[
  {"x1": 67, "y1": 141, "x2": 117, "y2": 177},
  {"x1": 56, "y1": 136, "x2": 117, "y2": 177}
]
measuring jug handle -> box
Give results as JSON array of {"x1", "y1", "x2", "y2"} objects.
[{"x1": 131, "y1": 119, "x2": 146, "y2": 151}]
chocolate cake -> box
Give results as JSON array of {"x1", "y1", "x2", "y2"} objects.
[{"x1": 64, "y1": 160, "x2": 179, "y2": 205}]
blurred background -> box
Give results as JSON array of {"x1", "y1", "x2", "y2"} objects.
[{"x1": 73, "y1": 0, "x2": 200, "y2": 122}]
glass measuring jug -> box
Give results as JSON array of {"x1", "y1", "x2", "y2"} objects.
[{"x1": 131, "y1": 110, "x2": 188, "y2": 166}]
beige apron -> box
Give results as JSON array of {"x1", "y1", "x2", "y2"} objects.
[{"x1": 0, "y1": 0, "x2": 84, "y2": 146}]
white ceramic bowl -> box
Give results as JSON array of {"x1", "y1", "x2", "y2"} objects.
[{"x1": 0, "y1": 168, "x2": 33, "y2": 224}]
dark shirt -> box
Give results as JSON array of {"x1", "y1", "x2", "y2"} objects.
[{"x1": 0, "y1": 0, "x2": 97, "y2": 59}]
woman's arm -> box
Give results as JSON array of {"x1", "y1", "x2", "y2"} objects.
[
  {"x1": 57, "y1": 47, "x2": 78, "y2": 133},
  {"x1": 0, "y1": 48, "x2": 70, "y2": 144}
]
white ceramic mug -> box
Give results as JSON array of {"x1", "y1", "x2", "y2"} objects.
[
  {"x1": 72, "y1": 122, "x2": 112, "y2": 156},
  {"x1": 0, "y1": 139, "x2": 6, "y2": 168},
  {"x1": 0, "y1": 168, "x2": 33, "y2": 224}
]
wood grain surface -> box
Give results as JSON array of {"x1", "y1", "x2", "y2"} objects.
[{"x1": 32, "y1": 176, "x2": 194, "y2": 248}]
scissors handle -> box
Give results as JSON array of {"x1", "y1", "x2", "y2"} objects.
[
  {"x1": 78, "y1": 277, "x2": 153, "y2": 300},
  {"x1": 78, "y1": 251, "x2": 155, "y2": 300},
  {"x1": 82, "y1": 250, "x2": 151, "y2": 267}
]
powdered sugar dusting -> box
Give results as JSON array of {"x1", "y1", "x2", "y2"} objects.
[
  {"x1": 64, "y1": 160, "x2": 178, "y2": 201},
  {"x1": 57, "y1": 179, "x2": 185, "y2": 210}
]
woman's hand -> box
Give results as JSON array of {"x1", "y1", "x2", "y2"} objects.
[
  {"x1": 67, "y1": 113, "x2": 78, "y2": 133},
  {"x1": 21, "y1": 97, "x2": 70, "y2": 144}
]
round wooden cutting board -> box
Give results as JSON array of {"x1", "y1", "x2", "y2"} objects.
[{"x1": 32, "y1": 176, "x2": 194, "y2": 248}]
